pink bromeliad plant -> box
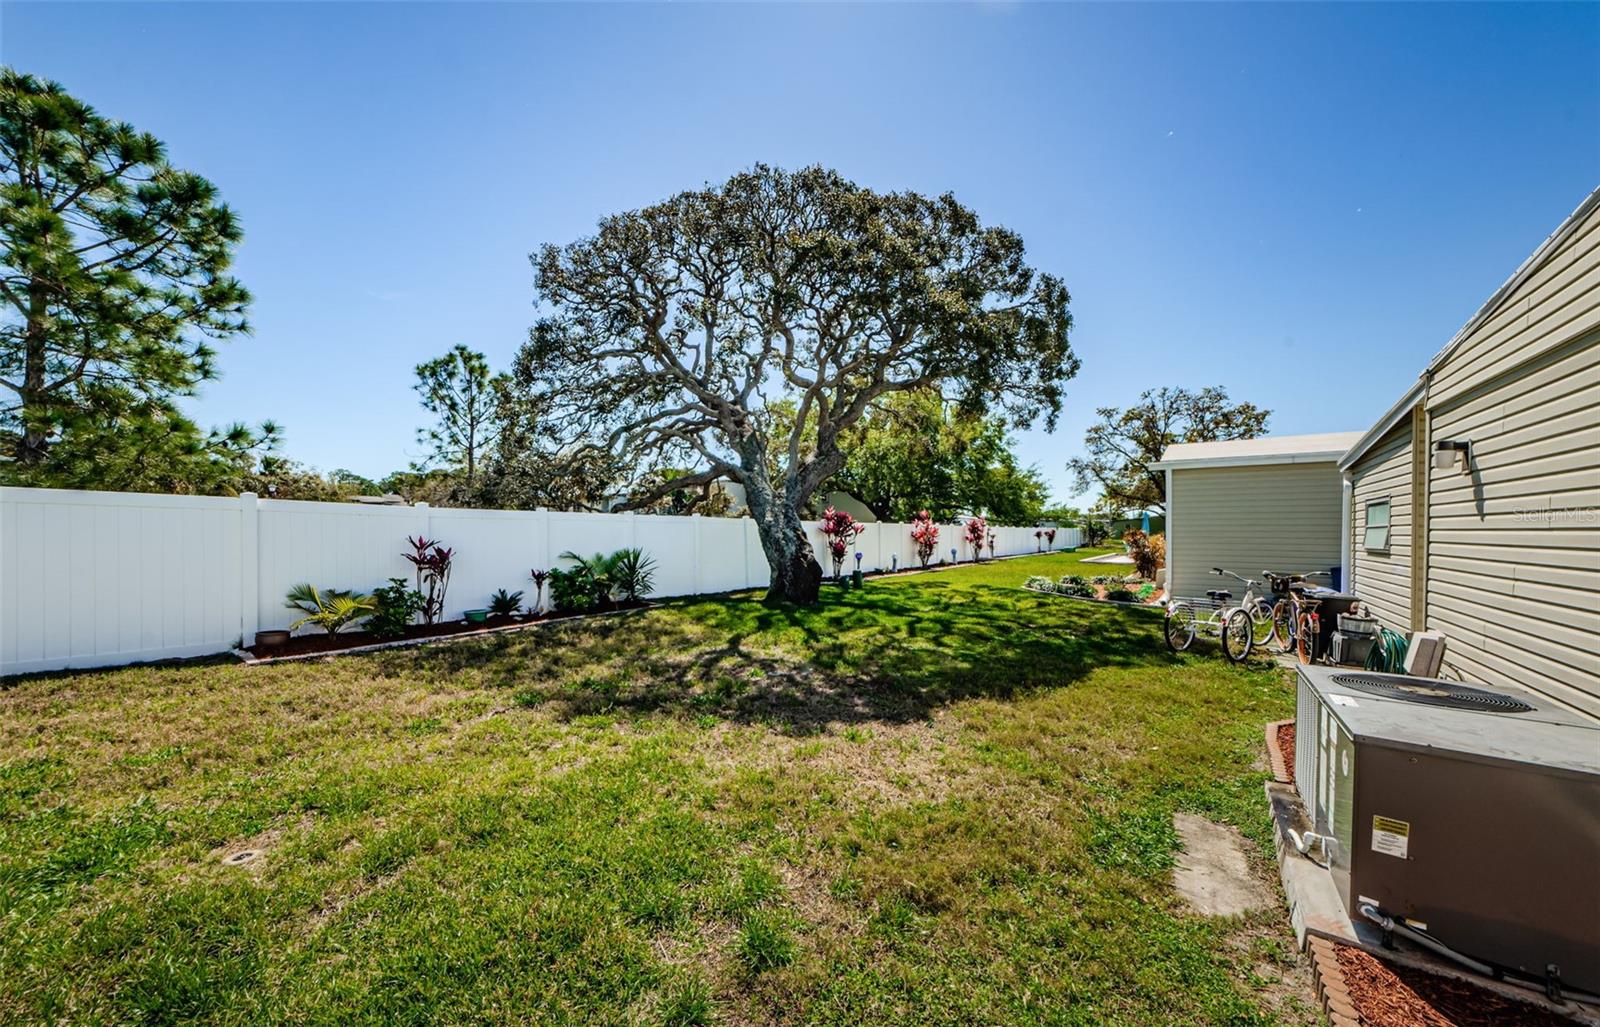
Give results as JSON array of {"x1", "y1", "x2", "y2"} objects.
[
  {"x1": 964, "y1": 516, "x2": 988, "y2": 562},
  {"x1": 818, "y1": 507, "x2": 866, "y2": 580},
  {"x1": 909, "y1": 510, "x2": 940, "y2": 568}
]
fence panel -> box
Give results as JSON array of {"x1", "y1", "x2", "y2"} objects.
[
  {"x1": 2, "y1": 486, "x2": 1083, "y2": 675},
  {"x1": 0, "y1": 488, "x2": 243, "y2": 675}
]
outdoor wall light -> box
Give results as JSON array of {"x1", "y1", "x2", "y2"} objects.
[{"x1": 1433, "y1": 439, "x2": 1471, "y2": 472}]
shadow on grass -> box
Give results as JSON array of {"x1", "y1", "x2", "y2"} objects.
[{"x1": 383, "y1": 578, "x2": 1173, "y2": 736}]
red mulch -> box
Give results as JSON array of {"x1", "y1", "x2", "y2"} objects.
[
  {"x1": 1278, "y1": 723, "x2": 1296, "y2": 785},
  {"x1": 247, "y1": 605, "x2": 646, "y2": 659},
  {"x1": 1335, "y1": 945, "x2": 1574, "y2": 1027}
]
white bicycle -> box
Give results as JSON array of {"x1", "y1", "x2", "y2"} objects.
[{"x1": 1163, "y1": 567, "x2": 1274, "y2": 663}]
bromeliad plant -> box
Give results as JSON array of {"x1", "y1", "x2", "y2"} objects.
[
  {"x1": 284, "y1": 584, "x2": 377, "y2": 638},
  {"x1": 964, "y1": 516, "x2": 988, "y2": 562},
  {"x1": 404, "y1": 536, "x2": 454, "y2": 625},
  {"x1": 819, "y1": 507, "x2": 866, "y2": 580},
  {"x1": 909, "y1": 510, "x2": 940, "y2": 569}
]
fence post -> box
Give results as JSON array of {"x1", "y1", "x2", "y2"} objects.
[
  {"x1": 691, "y1": 514, "x2": 702, "y2": 595},
  {"x1": 239, "y1": 492, "x2": 259, "y2": 645}
]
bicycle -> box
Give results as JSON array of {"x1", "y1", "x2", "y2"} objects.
[
  {"x1": 1258, "y1": 571, "x2": 1331, "y2": 663},
  {"x1": 1163, "y1": 568, "x2": 1264, "y2": 663}
]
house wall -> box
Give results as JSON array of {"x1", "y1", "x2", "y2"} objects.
[
  {"x1": 1167, "y1": 463, "x2": 1344, "y2": 601},
  {"x1": 1424, "y1": 329, "x2": 1600, "y2": 718},
  {"x1": 1347, "y1": 419, "x2": 1415, "y2": 632},
  {"x1": 0, "y1": 486, "x2": 1080, "y2": 676}
]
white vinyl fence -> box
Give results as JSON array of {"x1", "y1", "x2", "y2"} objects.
[{"x1": 0, "y1": 486, "x2": 1081, "y2": 676}]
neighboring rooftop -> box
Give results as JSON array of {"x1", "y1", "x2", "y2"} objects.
[{"x1": 1154, "y1": 431, "x2": 1366, "y2": 470}]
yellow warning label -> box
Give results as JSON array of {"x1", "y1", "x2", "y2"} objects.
[{"x1": 1372, "y1": 816, "x2": 1410, "y2": 858}]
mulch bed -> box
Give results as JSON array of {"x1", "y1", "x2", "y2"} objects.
[
  {"x1": 1334, "y1": 944, "x2": 1575, "y2": 1027},
  {"x1": 247, "y1": 605, "x2": 648, "y2": 660},
  {"x1": 1277, "y1": 723, "x2": 1295, "y2": 784}
]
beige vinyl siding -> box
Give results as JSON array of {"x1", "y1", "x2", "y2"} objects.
[
  {"x1": 1430, "y1": 207, "x2": 1600, "y2": 408},
  {"x1": 1424, "y1": 330, "x2": 1600, "y2": 717},
  {"x1": 1348, "y1": 420, "x2": 1413, "y2": 632},
  {"x1": 1168, "y1": 463, "x2": 1344, "y2": 601}
]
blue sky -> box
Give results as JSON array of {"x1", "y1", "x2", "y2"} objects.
[{"x1": 3, "y1": 2, "x2": 1597, "y2": 502}]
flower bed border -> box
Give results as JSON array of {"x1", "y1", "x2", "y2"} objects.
[{"x1": 232, "y1": 604, "x2": 656, "y2": 666}]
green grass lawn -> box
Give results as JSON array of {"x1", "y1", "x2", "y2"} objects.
[{"x1": 0, "y1": 553, "x2": 1313, "y2": 1026}]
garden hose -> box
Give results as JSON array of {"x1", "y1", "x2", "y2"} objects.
[{"x1": 1364, "y1": 627, "x2": 1409, "y2": 673}]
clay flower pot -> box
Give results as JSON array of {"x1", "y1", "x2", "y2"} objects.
[{"x1": 254, "y1": 629, "x2": 290, "y2": 649}]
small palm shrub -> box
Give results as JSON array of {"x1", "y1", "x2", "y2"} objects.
[
  {"x1": 284, "y1": 584, "x2": 377, "y2": 638},
  {"x1": 609, "y1": 547, "x2": 657, "y2": 603},
  {"x1": 488, "y1": 589, "x2": 524, "y2": 616}
]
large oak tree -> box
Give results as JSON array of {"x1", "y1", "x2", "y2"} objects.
[
  {"x1": 520, "y1": 166, "x2": 1076, "y2": 604},
  {"x1": 0, "y1": 69, "x2": 250, "y2": 471}
]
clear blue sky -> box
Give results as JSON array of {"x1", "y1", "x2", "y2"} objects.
[{"x1": 3, "y1": 2, "x2": 1597, "y2": 503}]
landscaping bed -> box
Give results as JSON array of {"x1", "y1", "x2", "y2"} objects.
[
  {"x1": 244, "y1": 605, "x2": 652, "y2": 660},
  {"x1": 1336, "y1": 946, "x2": 1577, "y2": 1027}
]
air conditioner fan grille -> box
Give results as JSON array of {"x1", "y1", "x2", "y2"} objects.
[{"x1": 1329, "y1": 673, "x2": 1535, "y2": 713}]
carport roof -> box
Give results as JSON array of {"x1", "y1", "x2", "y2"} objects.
[{"x1": 1152, "y1": 431, "x2": 1365, "y2": 471}]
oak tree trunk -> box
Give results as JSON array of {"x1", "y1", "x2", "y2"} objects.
[{"x1": 760, "y1": 510, "x2": 824, "y2": 605}]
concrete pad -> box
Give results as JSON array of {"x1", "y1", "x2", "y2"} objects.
[
  {"x1": 1080, "y1": 552, "x2": 1134, "y2": 564},
  {"x1": 1173, "y1": 812, "x2": 1273, "y2": 917}
]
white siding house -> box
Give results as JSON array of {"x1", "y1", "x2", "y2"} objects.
[
  {"x1": 1156, "y1": 433, "x2": 1362, "y2": 601},
  {"x1": 1340, "y1": 186, "x2": 1600, "y2": 718}
]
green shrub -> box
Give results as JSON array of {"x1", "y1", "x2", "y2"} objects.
[
  {"x1": 1024, "y1": 575, "x2": 1054, "y2": 591},
  {"x1": 1057, "y1": 582, "x2": 1095, "y2": 598},
  {"x1": 1059, "y1": 574, "x2": 1089, "y2": 588},
  {"x1": 1105, "y1": 587, "x2": 1137, "y2": 603},
  {"x1": 369, "y1": 578, "x2": 425, "y2": 638},
  {"x1": 487, "y1": 589, "x2": 524, "y2": 616},
  {"x1": 548, "y1": 566, "x2": 598, "y2": 613},
  {"x1": 609, "y1": 547, "x2": 657, "y2": 603}
]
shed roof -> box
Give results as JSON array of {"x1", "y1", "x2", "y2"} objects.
[{"x1": 1153, "y1": 431, "x2": 1365, "y2": 471}]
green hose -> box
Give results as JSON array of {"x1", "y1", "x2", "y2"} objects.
[{"x1": 1365, "y1": 628, "x2": 1409, "y2": 672}]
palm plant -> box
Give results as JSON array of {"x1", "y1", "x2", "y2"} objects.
[
  {"x1": 488, "y1": 589, "x2": 523, "y2": 616},
  {"x1": 609, "y1": 547, "x2": 657, "y2": 603},
  {"x1": 558, "y1": 550, "x2": 618, "y2": 608},
  {"x1": 284, "y1": 583, "x2": 377, "y2": 638}
]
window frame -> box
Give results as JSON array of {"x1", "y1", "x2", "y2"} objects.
[{"x1": 1363, "y1": 497, "x2": 1392, "y2": 553}]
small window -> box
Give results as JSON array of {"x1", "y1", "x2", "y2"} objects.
[{"x1": 1364, "y1": 499, "x2": 1392, "y2": 552}]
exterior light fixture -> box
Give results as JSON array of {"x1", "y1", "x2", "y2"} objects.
[{"x1": 1433, "y1": 439, "x2": 1471, "y2": 472}]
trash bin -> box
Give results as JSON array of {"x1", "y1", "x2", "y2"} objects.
[
  {"x1": 1304, "y1": 589, "x2": 1360, "y2": 661},
  {"x1": 1329, "y1": 566, "x2": 1342, "y2": 592}
]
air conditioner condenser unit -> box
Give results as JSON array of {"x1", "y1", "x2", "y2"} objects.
[{"x1": 1294, "y1": 664, "x2": 1600, "y2": 995}]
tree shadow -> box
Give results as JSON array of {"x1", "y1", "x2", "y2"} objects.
[{"x1": 389, "y1": 581, "x2": 1173, "y2": 736}]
